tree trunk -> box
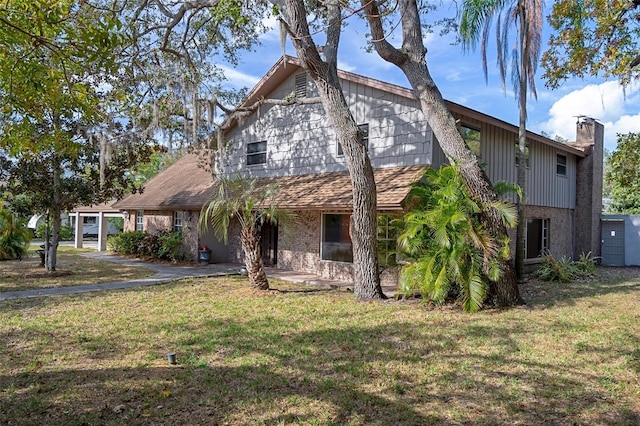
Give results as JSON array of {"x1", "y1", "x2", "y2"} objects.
[
  {"x1": 241, "y1": 225, "x2": 269, "y2": 290},
  {"x1": 515, "y1": 1, "x2": 529, "y2": 283},
  {"x1": 281, "y1": 0, "x2": 385, "y2": 300},
  {"x1": 47, "y1": 157, "x2": 62, "y2": 272},
  {"x1": 361, "y1": 0, "x2": 523, "y2": 307}
]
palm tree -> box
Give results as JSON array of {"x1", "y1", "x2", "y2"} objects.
[
  {"x1": 459, "y1": 0, "x2": 544, "y2": 283},
  {"x1": 0, "y1": 203, "x2": 32, "y2": 261},
  {"x1": 198, "y1": 176, "x2": 293, "y2": 290},
  {"x1": 398, "y1": 166, "x2": 517, "y2": 313}
]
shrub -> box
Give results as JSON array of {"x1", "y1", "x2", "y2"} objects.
[
  {"x1": 535, "y1": 251, "x2": 596, "y2": 282},
  {"x1": 109, "y1": 230, "x2": 186, "y2": 262},
  {"x1": 157, "y1": 231, "x2": 186, "y2": 263},
  {"x1": 108, "y1": 231, "x2": 146, "y2": 255},
  {"x1": 35, "y1": 222, "x2": 74, "y2": 240}
]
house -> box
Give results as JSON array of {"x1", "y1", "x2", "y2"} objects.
[{"x1": 115, "y1": 56, "x2": 603, "y2": 283}]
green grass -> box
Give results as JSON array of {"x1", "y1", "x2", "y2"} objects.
[
  {"x1": 0, "y1": 246, "x2": 155, "y2": 292},
  {"x1": 0, "y1": 268, "x2": 639, "y2": 425}
]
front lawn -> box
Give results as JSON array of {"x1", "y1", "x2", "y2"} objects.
[
  {"x1": 0, "y1": 270, "x2": 639, "y2": 425},
  {"x1": 0, "y1": 246, "x2": 155, "y2": 292}
]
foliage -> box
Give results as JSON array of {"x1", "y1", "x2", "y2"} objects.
[
  {"x1": 398, "y1": 166, "x2": 517, "y2": 313},
  {"x1": 109, "y1": 230, "x2": 186, "y2": 263},
  {"x1": 35, "y1": 222, "x2": 74, "y2": 241},
  {"x1": 0, "y1": 204, "x2": 32, "y2": 260},
  {"x1": 459, "y1": 0, "x2": 544, "y2": 99},
  {"x1": 108, "y1": 231, "x2": 147, "y2": 255},
  {"x1": 605, "y1": 133, "x2": 640, "y2": 213},
  {"x1": 535, "y1": 251, "x2": 596, "y2": 282},
  {"x1": 543, "y1": 0, "x2": 640, "y2": 88},
  {"x1": 157, "y1": 231, "x2": 187, "y2": 263},
  {"x1": 199, "y1": 175, "x2": 294, "y2": 290}
]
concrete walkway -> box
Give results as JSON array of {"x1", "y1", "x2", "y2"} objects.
[{"x1": 0, "y1": 252, "x2": 361, "y2": 301}]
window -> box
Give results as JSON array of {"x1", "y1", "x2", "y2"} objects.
[
  {"x1": 247, "y1": 141, "x2": 267, "y2": 165},
  {"x1": 515, "y1": 143, "x2": 530, "y2": 167},
  {"x1": 377, "y1": 214, "x2": 398, "y2": 266},
  {"x1": 460, "y1": 125, "x2": 481, "y2": 157},
  {"x1": 294, "y1": 73, "x2": 307, "y2": 98},
  {"x1": 338, "y1": 124, "x2": 369, "y2": 156},
  {"x1": 556, "y1": 154, "x2": 567, "y2": 176},
  {"x1": 136, "y1": 211, "x2": 144, "y2": 231},
  {"x1": 321, "y1": 214, "x2": 352, "y2": 262},
  {"x1": 173, "y1": 211, "x2": 184, "y2": 233},
  {"x1": 525, "y1": 218, "x2": 549, "y2": 259}
]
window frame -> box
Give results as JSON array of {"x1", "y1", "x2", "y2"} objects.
[
  {"x1": 136, "y1": 211, "x2": 144, "y2": 231},
  {"x1": 320, "y1": 213, "x2": 353, "y2": 263},
  {"x1": 459, "y1": 124, "x2": 481, "y2": 158},
  {"x1": 377, "y1": 214, "x2": 398, "y2": 267},
  {"x1": 524, "y1": 218, "x2": 549, "y2": 259},
  {"x1": 173, "y1": 211, "x2": 184, "y2": 234},
  {"x1": 247, "y1": 140, "x2": 267, "y2": 166},
  {"x1": 556, "y1": 154, "x2": 567, "y2": 176}
]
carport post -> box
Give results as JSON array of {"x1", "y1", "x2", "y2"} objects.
[
  {"x1": 74, "y1": 212, "x2": 84, "y2": 249},
  {"x1": 97, "y1": 212, "x2": 108, "y2": 252}
]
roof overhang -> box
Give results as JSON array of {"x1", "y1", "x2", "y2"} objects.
[{"x1": 250, "y1": 166, "x2": 427, "y2": 211}]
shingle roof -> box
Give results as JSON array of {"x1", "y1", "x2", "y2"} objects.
[
  {"x1": 112, "y1": 154, "x2": 215, "y2": 211},
  {"x1": 253, "y1": 166, "x2": 426, "y2": 211},
  {"x1": 71, "y1": 201, "x2": 120, "y2": 214}
]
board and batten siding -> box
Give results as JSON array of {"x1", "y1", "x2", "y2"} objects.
[
  {"x1": 221, "y1": 72, "x2": 433, "y2": 179},
  {"x1": 442, "y1": 112, "x2": 577, "y2": 209}
]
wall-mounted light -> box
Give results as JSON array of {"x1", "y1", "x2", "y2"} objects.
[{"x1": 121, "y1": 210, "x2": 129, "y2": 220}]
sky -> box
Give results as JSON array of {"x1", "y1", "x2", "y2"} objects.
[{"x1": 214, "y1": 10, "x2": 640, "y2": 153}]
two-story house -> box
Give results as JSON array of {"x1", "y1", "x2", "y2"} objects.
[{"x1": 115, "y1": 56, "x2": 603, "y2": 283}]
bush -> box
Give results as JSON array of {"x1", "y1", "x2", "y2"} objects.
[
  {"x1": 109, "y1": 230, "x2": 186, "y2": 262},
  {"x1": 108, "y1": 231, "x2": 146, "y2": 255},
  {"x1": 35, "y1": 222, "x2": 74, "y2": 240},
  {"x1": 535, "y1": 251, "x2": 596, "y2": 282},
  {"x1": 157, "y1": 231, "x2": 186, "y2": 263}
]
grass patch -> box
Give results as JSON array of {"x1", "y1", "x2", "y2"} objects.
[
  {"x1": 0, "y1": 269, "x2": 639, "y2": 424},
  {"x1": 0, "y1": 246, "x2": 155, "y2": 292}
]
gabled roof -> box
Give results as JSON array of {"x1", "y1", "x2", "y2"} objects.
[
  {"x1": 226, "y1": 55, "x2": 587, "y2": 158},
  {"x1": 112, "y1": 154, "x2": 214, "y2": 211},
  {"x1": 254, "y1": 166, "x2": 426, "y2": 211}
]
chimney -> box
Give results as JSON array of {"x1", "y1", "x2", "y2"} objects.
[{"x1": 574, "y1": 117, "x2": 604, "y2": 258}]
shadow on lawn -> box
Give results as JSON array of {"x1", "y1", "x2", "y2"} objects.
[
  {"x1": 521, "y1": 266, "x2": 640, "y2": 308},
  {"x1": 1, "y1": 316, "x2": 638, "y2": 425}
]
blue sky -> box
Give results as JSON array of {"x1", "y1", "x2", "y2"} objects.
[{"x1": 215, "y1": 10, "x2": 640, "y2": 153}]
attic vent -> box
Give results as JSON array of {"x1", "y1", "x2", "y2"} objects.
[{"x1": 294, "y1": 73, "x2": 307, "y2": 98}]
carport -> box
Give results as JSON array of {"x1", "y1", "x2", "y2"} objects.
[{"x1": 70, "y1": 202, "x2": 123, "y2": 252}]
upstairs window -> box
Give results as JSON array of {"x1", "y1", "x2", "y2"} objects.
[
  {"x1": 556, "y1": 154, "x2": 567, "y2": 176},
  {"x1": 460, "y1": 125, "x2": 481, "y2": 157},
  {"x1": 136, "y1": 211, "x2": 144, "y2": 231},
  {"x1": 247, "y1": 141, "x2": 267, "y2": 165},
  {"x1": 338, "y1": 124, "x2": 369, "y2": 156},
  {"x1": 295, "y1": 73, "x2": 307, "y2": 98},
  {"x1": 173, "y1": 211, "x2": 184, "y2": 233}
]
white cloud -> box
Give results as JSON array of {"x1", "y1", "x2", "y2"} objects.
[
  {"x1": 538, "y1": 81, "x2": 640, "y2": 150},
  {"x1": 217, "y1": 64, "x2": 261, "y2": 89}
]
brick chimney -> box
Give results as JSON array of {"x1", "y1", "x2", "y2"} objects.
[{"x1": 573, "y1": 117, "x2": 604, "y2": 258}]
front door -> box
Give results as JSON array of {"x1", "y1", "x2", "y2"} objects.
[{"x1": 260, "y1": 222, "x2": 278, "y2": 266}]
